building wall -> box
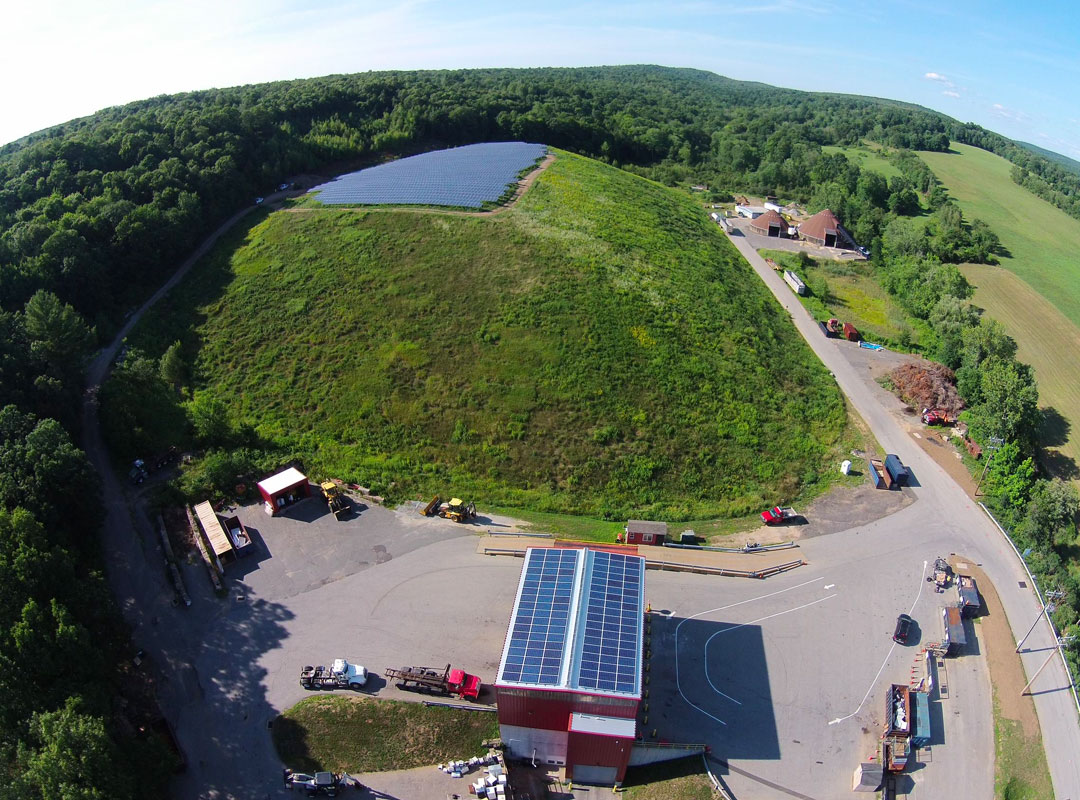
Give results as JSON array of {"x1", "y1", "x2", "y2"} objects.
[
  {"x1": 496, "y1": 687, "x2": 639, "y2": 731},
  {"x1": 567, "y1": 731, "x2": 634, "y2": 783},
  {"x1": 500, "y1": 724, "x2": 568, "y2": 765}
]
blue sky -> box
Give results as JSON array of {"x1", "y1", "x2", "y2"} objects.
[{"x1": 3, "y1": 0, "x2": 1078, "y2": 159}]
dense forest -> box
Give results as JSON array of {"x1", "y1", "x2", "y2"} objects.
[{"x1": 0, "y1": 65, "x2": 1078, "y2": 795}]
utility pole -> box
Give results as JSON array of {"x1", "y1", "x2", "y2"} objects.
[
  {"x1": 1016, "y1": 589, "x2": 1065, "y2": 653},
  {"x1": 1021, "y1": 635, "x2": 1077, "y2": 696},
  {"x1": 974, "y1": 435, "x2": 1004, "y2": 497}
]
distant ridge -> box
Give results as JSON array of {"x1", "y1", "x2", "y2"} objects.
[{"x1": 1016, "y1": 141, "x2": 1080, "y2": 176}]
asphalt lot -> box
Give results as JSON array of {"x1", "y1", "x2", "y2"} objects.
[
  {"x1": 151, "y1": 490, "x2": 997, "y2": 800},
  {"x1": 647, "y1": 517, "x2": 993, "y2": 799}
]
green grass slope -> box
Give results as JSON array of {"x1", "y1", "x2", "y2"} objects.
[{"x1": 134, "y1": 151, "x2": 848, "y2": 519}]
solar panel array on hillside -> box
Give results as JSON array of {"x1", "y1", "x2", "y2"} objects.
[{"x1": 308, "y1": 142, "x2": 547, "y2": 208}]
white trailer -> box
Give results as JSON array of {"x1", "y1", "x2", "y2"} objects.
[{"x1": 783, "y1": 270, "x2": 807, "y2": 295}]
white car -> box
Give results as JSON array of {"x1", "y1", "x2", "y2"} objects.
[
  {"x1": 254, "y1": 197, "x2": 264, "y2": 205},
  {"x1": 279, "y1": 182, "x2": 290, "y2": 191}
]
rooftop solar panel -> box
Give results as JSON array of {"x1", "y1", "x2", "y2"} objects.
[
  {"x1": 498, "y1": 548, "x2": 580, "y2": 686},
  {"x1": 571, "y1": 551, "x2": 643, "y2": 695},
  {"x1": 308, "y1": 142, "x2": 547, "y2": 208},
  {"x1": 497, "y1": 547, "x2": 644, "y2": 698}
]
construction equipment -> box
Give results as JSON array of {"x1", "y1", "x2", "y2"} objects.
[
  {"x1": 760, "y1": 506, "x2": 799, "y2": 525},
  {"x1": 922, "y1": 408, "x2": 955, "y2": 426},
  {"x1": 300, "y1": 659, "x2": 369, "y2": 690},
  {"x1": 439, "y1": 498, "x2": 477, "y2": 523},
  {"x1": 421, "y1": 494, "x2": 442, "y2": 516},
  {"x1": 320, "y1": 481, "x2": 348, "y2": 518},
  {"x1": 383, "y1": 663, "x2": 482, "y2": 699}
]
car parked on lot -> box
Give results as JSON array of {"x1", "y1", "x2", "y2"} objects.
[{"x1": 893, "y1": 613, "x2": 914, "y2": 644}]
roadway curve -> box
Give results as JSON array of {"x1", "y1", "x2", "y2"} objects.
[
  {"x1": 81, "y1": 197, "x2": 282, "y2": 798},
  {"x1": 726, "y1": 229, "x2": 1080, "y2": 797}
]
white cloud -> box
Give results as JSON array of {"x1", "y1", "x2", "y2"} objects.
[
  {"x1": 924, "y1": 72, "x2": 959, "y2": 93},
  {"x1": 991, "y1": 103, "x2": 1030, "y2": 123}
]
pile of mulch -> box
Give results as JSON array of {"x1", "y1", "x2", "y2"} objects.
[{"x1": 889, "y1": 362, "x2": 964, "y2": 415}]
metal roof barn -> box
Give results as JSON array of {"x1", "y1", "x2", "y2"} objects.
[
  {"x1": 308, "y1": 142, "x2": 547, "y2": 208},
  {"x1": 256, "y1": 467, "x2": 310, "y2": 516},
  {"x1": 495, "y1": 547, "x2": 645, "y2": 784}
]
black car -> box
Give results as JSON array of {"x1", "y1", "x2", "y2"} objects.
[{"x1": 893, "y1": 613, "x2": 914, "y2": 644}]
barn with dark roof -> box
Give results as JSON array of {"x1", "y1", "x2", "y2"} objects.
[
  {"x1": 799, "y1": 209, "x2": 844, "y2": 247},
  {"x1": 748, "y1": 208, "x2": 789, "y2": 238},
  {"x1": 495, "y1": 547, "x2": 645, "y2": 785}
]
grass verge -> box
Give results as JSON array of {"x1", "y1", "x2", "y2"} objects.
[
  {"x1": 993, "y1": 693, "x2": 1053, "y2": 800},
  {"x1": 272, "y1": 695, "x2": 497, "y2": 773},
  {"x1": 622, "y1": 758, "x2": 714, "y2": 800}
]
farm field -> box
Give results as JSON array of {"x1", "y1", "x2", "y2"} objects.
[
  {"x1": 920, "y1": 143, "x2": 1080, "y2": 329},
  {"x1": 920, "y1": 143, "x2": 1080, "y2": 476},
  {"x1": 958, "y1": 264, "x2": 1080, "y2": 477},
  {"x1": 124, "y1": 150, "x2": 852, "y2": 520}
]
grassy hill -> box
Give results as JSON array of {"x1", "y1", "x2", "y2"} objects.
[
  {"x1": 129, "y1": 151, "x2": 850, "y2": 519},
  {"x1": 918, "y1": 143, "x2": 1080, "y2": 475}
]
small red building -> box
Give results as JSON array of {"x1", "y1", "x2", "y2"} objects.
[
  {"x1": 495, "y1": 547, "x2": 645, "y2": 785},
  {"x1": 256, "y1": 467, "x2": 310, "y2": 515},
  {"x1": 624, "y1": 520, "x2": 667, "y2": 546}
]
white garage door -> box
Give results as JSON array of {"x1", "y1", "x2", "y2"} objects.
[
  {"x1": 500, "y1": 725, "x2": 568, "y2": 765},
  {"x1": 573, "y1": 765, "x2": 618, "y2": 785}
]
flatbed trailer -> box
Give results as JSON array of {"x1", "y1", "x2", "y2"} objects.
[{"x1": 384, "y1": 663, "x2": 481, "y2": 699}]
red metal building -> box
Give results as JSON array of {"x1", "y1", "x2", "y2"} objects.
[
  {"x1": 495, "y1": 547, "x2": 645, "y2": 785},
  {"x1": 256, "y1": 467, "x2": 310, "y2": 515},
  {"x1": 623, "y1": 520, "x2": 667, "y2": 546}
]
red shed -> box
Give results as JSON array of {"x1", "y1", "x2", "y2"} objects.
[
  {"x1": 495, "y1": 547, "x2": 645, "y2": 786},
  {"x1": 256, "y1": 467, "x2": 310, "y2": 515},
  {"x1": 624, "y1": 520, "x2": 667, "y2": 546}
]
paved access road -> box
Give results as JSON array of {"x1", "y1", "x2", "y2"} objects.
[{"x1": 725, "y1": 228, "x2": 1080, "y2": 797}]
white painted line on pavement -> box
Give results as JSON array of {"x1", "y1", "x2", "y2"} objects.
[
  {"x1": 828, "y1": 560, "x2": 928, "y2": 726},
  {"x1": 703, "y1": 594, "x2": 838, "y2": 706},
  {"x1": 824, "y1": 584, "x2": 835, "y2": 590},
  {"x1": 674, "y1": 575, "x2": 826, "y2": 726}
]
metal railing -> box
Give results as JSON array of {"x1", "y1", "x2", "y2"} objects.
[
  {"x1": 978, "y1": 502, "x2": 1080, "y2": 720},
  {"x1": 663, "y1": 540, "x2": 797, "y2": 554}
]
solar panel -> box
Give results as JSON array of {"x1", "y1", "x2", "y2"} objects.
[
  {"x1": 573, "y1": 551, "x2": 643, "y2": 694},
  {"x1": 498, "y1": 548, "x2": 580, "y2": 686},
  {"x1": 308, "y1": 142, "x2": 548, "y2": 208}
]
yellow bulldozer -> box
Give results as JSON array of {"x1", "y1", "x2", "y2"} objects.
[
  {"x1": 439, "y1": 498, "x2": 477, "y2": 523},
  {"x1": 320, "y1": 481, "x2": 349, "y2": 519}
]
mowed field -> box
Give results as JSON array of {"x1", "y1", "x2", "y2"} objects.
[
  {"x1": 958, "y1": 264, "x2": 1080, "y2": 474},
  {"x1": 920, "y1": 143, "x2": 1080, "y2": 328}
]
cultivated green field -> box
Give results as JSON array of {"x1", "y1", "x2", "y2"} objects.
[
  {"x1": 921, "y1": 143, "x2": 1080, "y2": 475},
  {"x1": 958, "y1": 265, "x2": 1080, "y2": 476},
  {"x1": 921, "y1": 143, "x2": 1080, "y2": 328},
  {"x1": 128, "y1": 151, "x2": 851, "y2": 519}
]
